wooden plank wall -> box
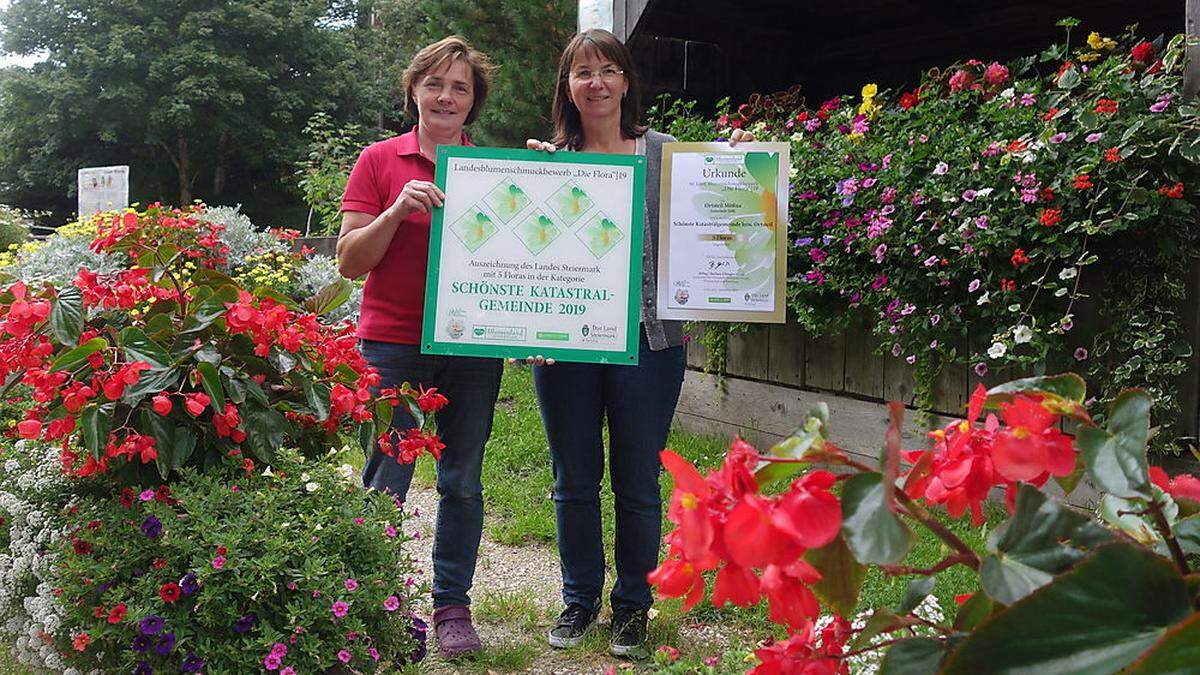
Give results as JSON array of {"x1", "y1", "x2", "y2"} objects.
[{"x1": 700, "y1": 323, "x2": 977, "y2": 418}]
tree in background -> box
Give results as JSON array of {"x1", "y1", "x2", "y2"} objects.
[
  {"x1": 0, "y1": 0, "x2": 362, "y2": 223},
  {"x1": 415, "y1": 0, "x2": 576, "y2": 146}
]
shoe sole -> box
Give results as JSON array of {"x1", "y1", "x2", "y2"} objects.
[
  {"x1": 608, "y1": 641, "x2": 643, "y2": 658},
  {"x1": 547, "y1": 621, "x2": 595, "y2": 649}
]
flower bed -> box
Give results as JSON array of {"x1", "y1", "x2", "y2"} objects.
[
  {"x1": 654, "y1": 26, "x2": 1200, "y2": 447},
  {"x1": 0, "y1": 205, "x2": 443, "y2": 670}
]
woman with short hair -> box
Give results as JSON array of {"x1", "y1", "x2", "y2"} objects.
[{"x1": 337, "y1": 35, "x2": 499, "y2": 658}]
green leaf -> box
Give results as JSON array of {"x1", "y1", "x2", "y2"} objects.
[
  {"x1": 1173, "y1": 514, "x2": 1200, "y2": 555},
  {"x1": 172, "y1": 427, "x2": 196, "y2": 469},
  {"x1": 881, "y1": 638, "x2": 947, "y2": 675},
  {"x1": 242, "y1": 401, "x2": 286, "y2": 465},
  {"x1": 49, "y1": 285, "x2": 83, "y2": 346},
  {"x1": 50, "y1": 337, "x2": 108, "y2": 372},
  {"x1": 195, "y1": 361, "x2": 225, "y2": 410},
  {"x1": 1122, "y1": 613, "x2": 1200, "y2": 674},
  {"x1": 119, "y1": 327, "x2": 172, "y2": 368},
  {"x1": 141, "y1": 409, "x2": 175, "y2": 479},
  {"x1": 952, "y1": 592, "x2": 994, "y2": 631},
  {"x1": 81, "y1": 403, "x2": 113, "y2": 459},
  {"x1": 302, "y1": 278, "x2": 352, "y2": 316},
  {"x1": 841, "y1": 472, "x2": 914, "y2": 565},
  {"x1": 985, "y1": 373, "x2": 1086, "y2": 411},
  {"x1": 754, "y1": 404, "x2": 834, "y2": 486},
  {"x1": 183, "y1": 285, "x2": 239, "y2": 333},
  {"x1": 269, "y1": 348, "x2": 297, "y2": 374},
  {"x1": 850, "y1": 608, "x2": 911, "y2": 650},
  {"x1": 980, "y1": 485, "x2": 1112, "y2": 605},
  {"x1": 896, "y1": 576, "x2": 935, "y2": 614},
  {"x1": 296, "y1": 377, "x2": 331, "y2": 422},
  {"x1": 1077, "y1": 389, "x2": 1152, "y2": 499},
  {"x1": 942, "y1": 544, "x2": 1191, "y2": 675},
  {"x1": 122, "y1": 367, "x2": 181, "y2": 405},
  {"x1": 1056, "y1": 67, "x2": 1081, "y2": 90},
  {"x1": 358, "y1": 417, "x2": 377, "y2": 456},
  {"x1": 804, "y1": 534, "x2": 865, "y2": 617}
]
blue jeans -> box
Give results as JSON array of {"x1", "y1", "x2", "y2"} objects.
[
  {"x1": 359, "y1": 340, "x2": 503, "y2": 609},
  {"x1": 533, "y1": 336, "x2": 686, "y2": 612}
]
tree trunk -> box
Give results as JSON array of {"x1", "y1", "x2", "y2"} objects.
[
  {"x1": 212, "y1": 131, "x2": 228, "y2": 197},
  {"x1": 177, "y1": 131, "x2": 192, "y2": 205}
]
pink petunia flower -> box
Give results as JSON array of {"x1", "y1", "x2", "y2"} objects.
[
  {"x1": 332, "y1": 601, "x2": 349, "y2": 618},
  {"x1": 338, "y1": 649, "x2": 352, "y2": 664},
  {"x1": 344, "y1": 578, "x2": 358, "y2": 592},
  {"x1": 211, "y1": 555, "x2": 226, "y2": 570},
  {"x1": 383, "y1": 595, "x2": 400, "y2": 612}
]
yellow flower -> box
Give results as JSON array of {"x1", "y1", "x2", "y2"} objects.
[
  {"x1": 1087, "y1": 32, "x2": 1116, "y2": 51},
  {"x1": 848, "y1": 132, "x2": 865, "y2": 144},
  {"x1": 1079, "y1": 52, "x2": 1101, "y2": 63},
  {"x1": 861, "y1": 83, "x2": 878, "y2": 99},
  {"x1": 858, "y1": 99, "x2": 879, "y2": 119}
]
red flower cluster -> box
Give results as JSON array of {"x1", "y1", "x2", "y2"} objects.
[
  {"x1": 902, "y1": 386, "x2": 1077, "y2": 524},
  {"x1": 898, "y1": 88, "x2": 921, "y2": 110},
  {"x1": 74, "y1": 268, "x2": 180, "y2": 310},
  {"x1": 1158, "y1": 182, "x2": 1184, "y2": 199},
  {"x1": 1130, "y1": 41, "x2": 1156, "y2": 64},
  {"x1": 378, "y1": 427, "x2": 445, "y2": 464},
  {"x1": 1010, "y1": 248, "x2": 1030, "y2": 267},
  {"x1": 999, "y1": 278, "x2": 1017, "y2": 292},
  {"x1": 90, "y1": 207, "x2": 231, "y2": 269},
  {"x1": 1073, "y1": 174, "x2": 1094, "y2": 190},
  {"x1": 751, "y1": 617, "x2": 852, "y2": 675},
  {"x1": 1149, "y1": 467, "x2": 1200, "y2": 505},
  {"x1": 648, "y1": 439, "x2": 841, "y2": 633},
  {"x1": 1105, "y1": 147, "x2": 1122, "y2": 163},
  {"x1": 1094, "y1": 98, "x2": 1119, "y2": 114},
  {"x1": 1039, "y1": 208, "x2": 1062, "y2": 227}
]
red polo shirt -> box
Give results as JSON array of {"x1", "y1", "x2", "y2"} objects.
[{"x1": 342, "y1": 127, "x2": 471, "y2": 345}]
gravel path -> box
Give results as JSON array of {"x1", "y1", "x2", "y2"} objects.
[{"x1": 400, "y1": 486, "x2": 747, "y2": 674}]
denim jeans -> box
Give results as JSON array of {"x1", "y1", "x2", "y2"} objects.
[
  {"x1": 532, "y1": 335, "x2": 686, "y2": 612},
  {"x1": 359, "y1": 340, "x2": 503, "y2": 608}
]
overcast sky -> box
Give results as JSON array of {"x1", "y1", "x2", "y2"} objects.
[{"x1": 0, "y1": 0, "x2": 45, "y2": 68}]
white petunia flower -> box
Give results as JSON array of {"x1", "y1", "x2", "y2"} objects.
[{"x1": 988, "y1": 342, "x2": 1008, "y2": 359}]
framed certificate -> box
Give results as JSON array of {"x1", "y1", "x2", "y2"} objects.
[
  {"x1": 656, "y1": 142, "x2": 789, "y2": 323},
  {"x1": 422, "y1": 146, "x2": 646, "y2": 364}
]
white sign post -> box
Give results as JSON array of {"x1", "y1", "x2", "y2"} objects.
[
  {"x1": 77, "y1": 165, "x2": 130, "y2": 217},
  {"x1": 578, "y1": 0, "x2": 613, "y2": 32}
]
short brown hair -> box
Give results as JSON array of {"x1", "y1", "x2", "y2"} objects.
[
  {"x1": 551, "y1": 29, "x2": 647, "y2": 149},
  {"x1": 402, "y1": 35, "x2": 496, "y2": 125}
]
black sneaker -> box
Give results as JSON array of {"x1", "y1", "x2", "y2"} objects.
[
  {"x1": 548, "y1": 603, "x2": 597, "y2": 648},
  {"x1": 609, "y1": 608, "x2": 648, "y2": 658}
]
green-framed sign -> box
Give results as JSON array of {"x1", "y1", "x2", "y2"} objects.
[{"x1": 422, "y1": 145, "x2": 646, "y2": 365}]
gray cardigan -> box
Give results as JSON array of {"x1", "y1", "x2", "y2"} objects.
[{"x1": 638, "y1": 129, "x2": 686, "y2": 351}]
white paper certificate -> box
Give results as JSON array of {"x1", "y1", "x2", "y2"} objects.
[{"x1": 656, "y1": 142, "x2": 789, "y2": 323}]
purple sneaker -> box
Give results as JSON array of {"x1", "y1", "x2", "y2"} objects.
[{"x1": 432, "y1": 605, "x2": 482, "y2": 658}]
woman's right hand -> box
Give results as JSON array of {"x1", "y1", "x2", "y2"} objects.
[
  {"x1": 387, "y1": 179, "x2": 445, "y2": 221},
  {"x1": 526, "y1": 138, "x2": 557, "y2": 153}
]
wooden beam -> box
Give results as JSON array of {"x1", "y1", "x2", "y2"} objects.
[{"x1": 1186, "y1": 0, "x2": 1200, "y2": 100}]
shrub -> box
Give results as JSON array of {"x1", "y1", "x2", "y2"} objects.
[
  {"x1": 51, "y1": 448, "x2": 426, "y2": 673},
  {"x1": 0, "y1": 440, "x2": 73, "y2": 671},
  {"x1": 0, "y1": 204, "x2": 434, "y2": 486},
  {"x1": 0, "y1": 205, "x2": 33, "y2": 253},
  {"x1": 656, "y1": 27, "x2": 1200, "y2": 448}
]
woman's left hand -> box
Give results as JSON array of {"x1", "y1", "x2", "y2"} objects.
[{"x1": 728, "y1": 128, "x2": 756, "y2": 147}]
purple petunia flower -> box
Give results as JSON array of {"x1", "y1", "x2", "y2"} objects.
[
  {"x1": 131, "y1": 634, "x2": 152, "y2": 652},
  {"x1": 155, "y1": 632, "x2": 176, "y2": 656},
  {"x1": 139, "y1": 615, "x2": 165, "y2": 636},
  {"x1": 1085, "y1": 132, "x2": 1104, "y2": 143},
  {"x1": 1074, "y1": 347, "x2": 1089, "y2": 361},
  {"x1": 974, "y1": 362, "x2": 988, "y2": 377},
  {"x1": 1049, "y1": 132, "x2": 1067, "y2": 144},
  {"x1": 180, "y1": 573, "x2": 199, "y2": 595},
  {"x1": 181, "y1": 653, "x2": 205, "y2": 672},
  {"x1": 140, "y1": 515, "x2": 162, "y2": 539},
  {"x1": 134, "y1": 662, "x2": 153, "y2": 675},
  {"x1": 234, "y1": 613, "x2": 257, "y2": 634}
]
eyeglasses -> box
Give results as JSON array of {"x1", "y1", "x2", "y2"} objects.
[{"x1": 569, "y1": 67, "x2": 625, "y2": 82}]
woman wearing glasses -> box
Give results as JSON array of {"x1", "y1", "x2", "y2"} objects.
[{"x1": 524, "y1": 29, "x2": 751, "y2": 657}]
